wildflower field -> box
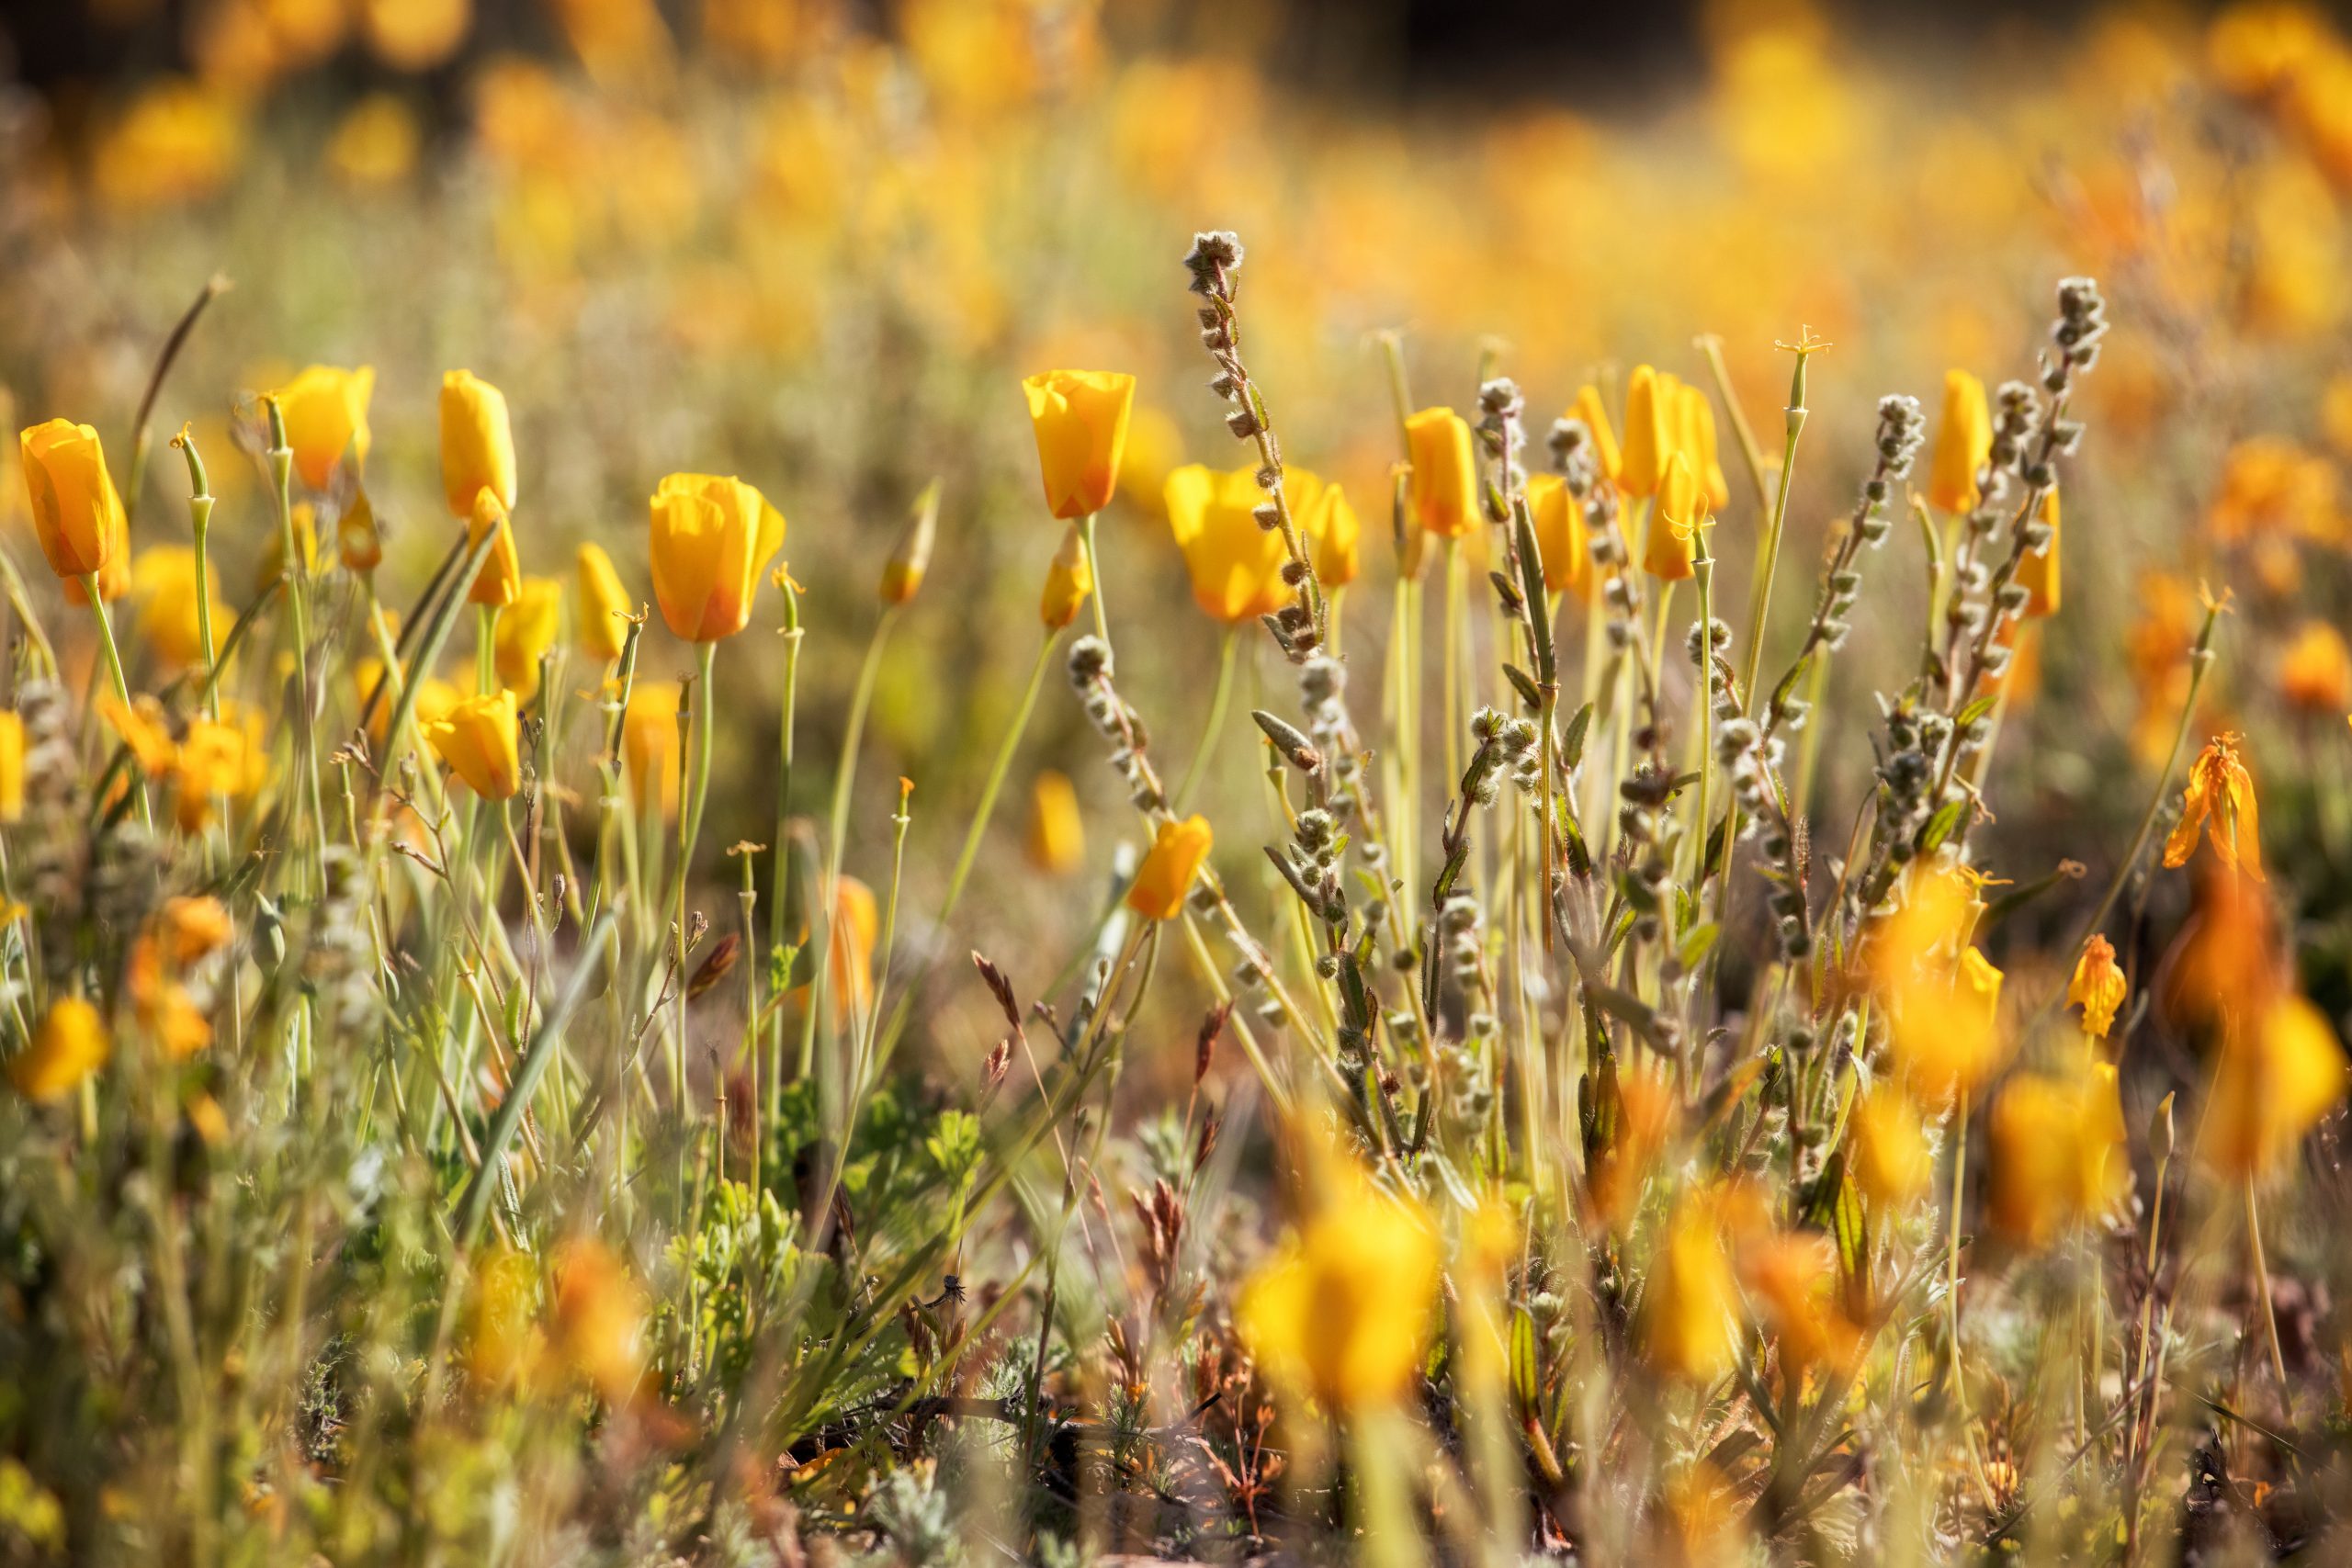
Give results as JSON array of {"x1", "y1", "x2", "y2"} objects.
[{"x1": 6, "y1": 0, "x2": 2352, "y2": 1562}]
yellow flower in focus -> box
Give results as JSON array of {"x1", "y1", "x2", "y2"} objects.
[
  {"x1": 439, "y1": 369, "x2": 518, "y2": 517},
  {"x1": 551, "y1": 1238, "x2": 645, "y2": 1404},
  {"x1": 2069, "y1": 935, "x2": 2128, "y2": 1039},
  {"x1": 2202, "y1": 992, "x2": 2347, "y2": 1178},
  {"x1": 1023, "y1": 369, "x2": 1135, "y2": 520},
  {"x1": 274, "y1": 365, "x2": 374, "y2": 490},
  {"x1": 1126, "y1": 814, "x2": 1213, "y2": 919},
  {"x1": 622, "y1": 681, "x2": 680, "y2": 818},
  {"x1": 1644, "y1": 452, "x2": 1702, "y2": 581},
  {"x1": 1164, "y1": 465, "x2": 1294, "y2": 626},
  {"x1": 647, "y1": 472, "x2": 786, "y2": 641},
  {"x1": 1676, "y1": 381, "x2": 1730, "y2": 513},
  {"x1": 2018, "y1": 485, "x2": 2061, "y2": 617},
  {"x1": 1987, "y1": 1065, "x2": 2127, "y2": 1248},
  {"x1": 1039, "y1": 522, "x2": 1093, "y2": 630},
  {"x1": 576, "y1": 543, "x2": 633, "y2": 662},
  {"x1": 9, "y1": 998, "x2": 109, "y2": 1104},
  {"x1": 2277, "y1": 620, "x2": 2352, "y2": 714},
  {"x1": 1618, "y1": 367, "x2": 1671, "y2": 499},
  {"x1": 494, "y1": 576, "x2": 563, "y2": 698},
  {"x1": 1302, "y1": 479, "x2": 1361, "y2": 589},
  {"x1": 0, "y1": 711, "x2": 22, "y2": 823},
  {"x1": 1237, "y1": 1172, "x2": 1438, "y2": 1409},
  {"x1": 19, "y1": 419, "x2": 124, "y2": 581},
  {"x1": 131, "y1": 546, "x2": 225, "y2": 673},
  {"x1": 1640, "y1": 1185, "x2": 1745, "y2": 1382},
  {"x1": 1848, "y1": 1084, "x2": 1931, "y2": 1208},
  {"x1": 1928, "y1": 369, "x2": 1991, "y2": 513},
  {"x1": 1405, "y1": 407, "x2": 1477, "y2": 538},
  {"x1": 325, "y1": 93, "x2": 421, "y2": 191},
  {"x1": 1569, "y1": 384, "x2": 1621, "y2": 481},
  {"x1": 465, "y1": 491, "x2": 522, "y2": 608},
  {"x1": 1026, "y1": 769, "x2": 1084, "y2": 876},
  {"x1": 1527, "y1": 472, "x2": 1591, "y2": 600},
  {"x1": 2164, "y1": 732, "x2": 2263, "y2": 882},
  {"x1": 423, "y1": 688, "x2": 522, "y2": 800}
]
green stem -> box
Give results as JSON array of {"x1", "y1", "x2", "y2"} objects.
[
  {"x1": 1080, "y1": 511, "x2": 1110, "y2": 652},
  {"x1": 938, "y1": 633, "x2": 1055, "y2": 926},
  {"x1": 83, "y1": 577, "x2": 152, "y2": 830},
  {"x1": 1739, "y1": 346, "x2": 1815, "y2": 715},
  {"x1": 1173, "y1": 626, "x2": 1240, "y2": 813}
]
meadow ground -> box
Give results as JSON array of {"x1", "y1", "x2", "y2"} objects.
[{"x1": 1, "y1": 1, "x2": 2351, "y2": 1563}]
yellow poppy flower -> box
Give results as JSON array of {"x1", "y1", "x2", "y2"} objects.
[
  {"x1": 1569, "y1": 383, "x2": 1622, "y2": 481},
  {"x1": 0, "y1": 711, "x2": 22, "y2": 822},
  {"x1": 1023, "y1": 369, "x2": 1136, "y2": 520},
  {"x1": 1126, "y1": 814, "x2": 1213, "y2": 919},
  {"x1": 1677, "y1": 380, "x2": 1730, "y2": 513},
  {"x1": 1618, "y1": 367, "x2": 1671, "y2": 499},
  {"x1": 647, "y1": 472, "x2": 786, "y2": 641},
  {"x1": 576, "y1": 542, "x2": 633, "y2": 662},
  {"x1": 1644, "y1": 451, "x2": 1702, "y2": 581},
  {"x1": 1237, "y1": 1170, "x2": 1438, "y2": 1409},
  {"x1": 1640, "y1": 1185, "x2": 1746, "y2": 1382},
  {"x1": 622, "y1": 681, "x2": 681, "y2": 818},
  {"x1": 1848, "y1": 1083, "x2": 1931, "y2": 1208},
  {"x1": 9, "y1": 998, "x2": 109, "y2": 1103},
  {"x1": 1527, "y1": 471, "x2": 1591, "y2": 600},
  {"x1": 2202, "y1": 993, "x2": 2347, "y2": 1178},
  {"x1": 1164, "y1": 464, "x2": 1294, "y2": 626},
  {"x1": 1404, "y1": 406, "x2": 1477, "y2": 538},
  {"x1": 273, "y1": 364, "x2": 374, "y2": 490},
  {"x1": 131, "y1": 546, "x2": 226, "y2": 673},
  {"x1": 1928, "y1": 368, "x2": 1990, "y2": 513},
  {"x1": 19, "y1": 418, "x2": 124, "y2": 581},
  {"x1": 439, "y1": 368, "x2": 517, "y2": 517},
  {"x1": 1026, "y1": 769, "x2": 1084, "y2": 875},
  {"x1": 494, "y1": 576, "x2": 563, "y2": 698},
  {"x1": 423, "y1": 688, "x2": 522, "y2": 800},
  {"x1": 1303, "y1": 479, "x2": 1361, "y2": 589},
  {"x1": 1988, "y1": 1065, "x2": 2127, "y2": 1247},
  {"x1": 2278, "y1": 620, "x2": 2352, "y2": 714}
]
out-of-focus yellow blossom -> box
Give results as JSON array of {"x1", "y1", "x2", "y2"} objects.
[
  {"x1": 174, "y1": 712, "x2": 266, "y2": 829},
  {"x1": 0, "y1": 711, "x2": 21, "y2": 823},
  {"x1": 469, "y1": 1247, "x2": 543, "y2": 1391},
  {"x1": 254, "y1": 501, "x2": 321, "y2": 598},
  {"x1": 1023, "y1": 370, "x2": 1135, "y2": 521},
  {"x1": 551, "y1": 1238, "x2": 646, "y2": 1404},
  {"x1": 1527, "y1": 472, "x2": 1591, "y2": 600},
  {"x1": 9, "y1": 998, "x2": 108, "y2": 1104},
  {"x1": 100, "y1": 694, "x2": 177, "y2": 779},
  {"x1": 466, "y1": 491, "x2": 522, "y2": 608},
  {"x1": 339, "y1": 487, "x2": 381, "y2": 572},
  {"x1": 1928, "y1": 369, "x2": 1990, "y2": 513},
  {"x1": 325, "y1": 94, "x2": 421, "y2": 191},
  {"x1": 1711, "y1": 9, "x2": 1860, "y2": 184},
  {"x1": 1116, "y1": 404, "x2": 1182, "y2": 522},
  {"x1": 1644, "y1": 451, "x2": 1702, "y2": 581},
  {"x1": 274, "y1": 365, "x2": 373, "y2": 490},
  {"x1": 826, "y1": 875, "x2": 878, "y2": 1021},
  {"x1": 1875, "y1": 870, "x2": 2008, "y2": 1101},
  {"x1": 1988, "y1": 1064, "x2": 2127, "y2": 1248},
  {"x1": 1737, "y1": 1229, "x2": 1858, "y2": 1372},
  {"x1": 576, "y1": 543, "x2": 633, "y2": 661},
  {"x1": 1641, "y1": 1185, "x2": 1745, "y2": 1382},
  {"x1": 1405, "y1": 406, "x2": 1477, "y2": 538},
  {"x1": 2204, "y1": 435, "x2": 2336, "y2": 544},
  {"x1": 1569, "y1": 384, "x2": 1621, "y2": 481},
  {"x1": 2208, "y1": 3, "x2": 2332, "y2": 97},
  {"x1": 1040, "y1": 522, "x2": 1092, "y2": 631},
  {"x1": 1848, "y1": 1083, "x2": 1931, "y2": 1208},
  {"x1": 2201, "y1": 992, "x2": 2347, "y2": 1179},
  {"x1": 1026, "y1": 770, "x2": 1084, "y2": 876},
  {"x1": 360, "y1": 0, "x2": 471, "y2": 71},
  {"x1": 92, "y1": 79, "x2": 243, "y2": 212},
  {"x1": 1126, "y1": 815, "x2": 1213, "y2": 920},
  {"x1": 159, "y1": 896, "x2": 232, "y2": 964},
  {"x1": 647, "y1": 472, "x2": 786, "y2": 641},
  {"x1": 424, "y1": 689, "x2": 522, "y2": 800},
  {"x1": 2018, "y1": 484, "x2": 2061, "y2": 618},
  {"x1": 1237, "y1": 1169, "x2": 1438, "y2": 1409},
  {"x1": 439, "y1": 369, "x2": 517, "y2": 518},
  {"x1": 19, "y1": 419, "x2": 123, "y2": 581},
  {"x1": 878, "y1": 482, "x2": 938, "y2": 607},
  {"x1": 2069, "y1": 935, "x2": 2128, "y2": 1039},
  {"x1": 1303, "y1": 480, "x2": 1361, "y2": 589},
  {"x1": 548, "y1": 0, "x2": 676, "y2": 88},
  {"x1": 1619, "y1": 367, "x2": 1671, "y2": 499},
  {"x1": 132, "y1": 547, "x2": 226, "y2": 673},
  {"x1": 2322, "y1": 372, "x2": 2352, "y2": 457},
  {"x1": 622, "y1": 681, "x2": 680, "y2": 818},
  {"x1": 2277, "y1": 621, "x2": 2352, "y2": 713},
  {"x1": 493, "y1": 577, "x2": 563, "y2": 699},
  {"x1": 2164, "y1": 732, "x2": 2263, "y2": 882},
  {"x1": 1164, "y1": 465, "x2": 1294, "y2": 626}
]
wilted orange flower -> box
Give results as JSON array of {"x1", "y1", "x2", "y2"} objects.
[
  {"x1": 1405, "y1": 406, "x2": 1478, "y2": 537},
  {"x1": 2276, "y1": 620, "x2": 2352, "y2": 713},
  {"x1": 1927, "y1": 368, "x2": 1990, "y2": 513},
  {"x1": 2201, "y1": 992, "x2": 2347, "y2": 1179},
  {"x1": 1126, "y1": 814, "x2": 1213, "y2": 919},
  {"x1": 2164, "y1": 732, "x2": 2263, "y2": 882},
  {"x1": 1026, "y1": 769, "x2": 1084, "y2": 875},
  {"x1": 2068, "y1": 935, "x2": 2127, "y2": 1038},
  {"x1": 1023, "y1": 369, "x2": 1135, "y2": 520}
]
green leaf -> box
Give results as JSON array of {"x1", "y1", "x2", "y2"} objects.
[
  {"x1": 1561, "y1": 703, "x2": 1593, "y2": 771},
  {"x1": 1917, "y1": 797, "x2": 1966, "y2": 855}
]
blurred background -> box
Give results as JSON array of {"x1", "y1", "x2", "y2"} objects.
[{"x1": 0, "y1": 0, "x2": 2348, "y2": 1078}]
